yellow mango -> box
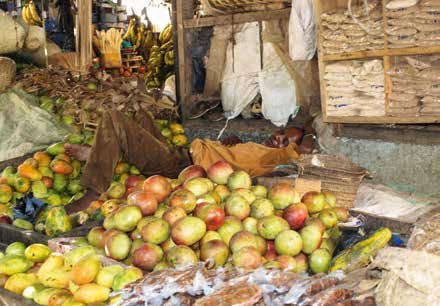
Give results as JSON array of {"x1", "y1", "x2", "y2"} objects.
[
  {"x1": 73, "y1": 283, "x2": 110, "y2": 304},
  {"x1": 72, "y1": 254, "x2": 101, "y2": 285},
  {"x1": 4, "y1": 273, "x2": 38, "y2": 294}
]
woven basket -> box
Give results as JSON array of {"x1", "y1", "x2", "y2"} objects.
[
  {"x1": 206, "y1": 0, "x2": 288, "y2": 13},
  {"x1": 293, "y1": 154, "x2": 368, "y2": 208}
]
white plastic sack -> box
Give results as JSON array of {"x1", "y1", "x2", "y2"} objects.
[
  {"x1": 289, "y1": 0, "x2": 316, "y2": 61},
  {"x1": 163, "y1": 75, "x2": 176, "y2": 101},
  {"x1": 221, "y1": 22, "x2": 298, "y2": 127},
  {"x1": 0, "y1": 10, "x2": 26, "y2": 54}
]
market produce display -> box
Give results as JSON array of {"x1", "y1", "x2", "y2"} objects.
[
  {"x1": 385, "y1": 0, "x2": 440, "y2": 48},
  {"x1": 17, "y1": 67, "x2": 179, "y2": 128},
  {"x1": 320, "y1": 0, "x2": 383, "y2": 55},
  {"x1": 123, "y1": 17, "x2": 174, "y2": 88},
  {"x1": 324, "y1": 59, "x2": 385, "y2": 117},
  {"x1": 155, "y1": 120, "x2": 188, "y2": 147},
  {"x1": 21, "y1": 1, "x2": 42, "y2": 26},
  {"x1": 82, "y1": 161, "x2": 350, "y2": 274},
  {"x1": 388, "y1": 55, "x2": 440, "y2": 116},
  {"x1": 0, "y1": 241, "x2": 140, "y2": 305}
]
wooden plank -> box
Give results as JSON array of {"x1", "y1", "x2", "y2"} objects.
[
  {"x1": 322, "y1": 46, "x2": 440, "y2": 62},
  {"x1": 325, "y1": 116, "x2": 440, "y2": 124},
  {"x1": 183, "y1": 8, "x2": 291, "y2": 28}
]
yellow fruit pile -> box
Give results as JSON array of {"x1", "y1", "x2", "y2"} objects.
[
  {"x1": 22, "y1": 1, "x2": 42, "y2": 26},
  {"x1": 0, "y1": 241, "x2": 141, "y2": 305},
  {"x1": 155, "y1": 120, "x2": 188, "y2": 147}
]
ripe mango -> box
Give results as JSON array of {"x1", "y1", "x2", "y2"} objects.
[
  {"x1": 55, "y1": 154, "x2": 70, "y2": 163},
  {"x1": 18, "y1": 164, "x2": 42, "y2": 182},
  {"x1": 115, "y1": 162, "x2": 130, "y2": 175},
  {"x1": 95, "y1": 265, "x2": 124, "y2": 288},
  {"x1": 46, "y1": 194, "x2": 62, "y2": 206},
  {"x1": 25, "y1": 244, "x2": 52, "y2": 263},
  {"x1": 14, "y1": 176, "x2": 31, "y2": 193},
  {"x1": 47, "y1": 290, "x2": 72, "y2": 306},
  {"x1": 0, "y1": 255, "x2": 34, "y2": 275},
  {"x1": 23, "y1": 158, "x2": 39, "y2": 168},
  {"x1": 34, "y1": 288, "x2": 66, "y2": 305},
  {"x1": 72, "y1": 254, "x2": 101, "y2": 285},
  {"x1": 37, "y1": 254, "x2": 64, "y2": 277},
  {"x1": 73, "y1": 283, "x2": 110, "y2": 304},
  {"x1": 50, "y1": 160, "x2": 73, "y2": 175},
  {"x1": 64, "y1": 246, "x2": 95, "y2": 269},
  {"x1": 34, "y1": 152, "x2": 52, "y2": 167},
  {"x1": 4, "y1": 272, "x2": 38, "y2": 294},
  {"x1": 39, "y1": 167, "x2": 54, "y2": 178},
  {"x1": 46, "y1": 143, "x2": 65, "y2": 156},
  {"x1": 69, "y1": 160, "x2": 81, "y2": 179},
  {"x1": 112, "y1": 267, "x2": 143, "y2": 291},
  {"x1": 53, "y1": 174, "x2": 68, "y2": 193},
  {"x1": 0, "y1": 184, "x2": 12, "y2": 203},
  {"x1": 39, "y1": 268, "x2": 73, "y2": 289},
  {"x1": 32, "y1": 181, "x2": 48, "y2": 199}
]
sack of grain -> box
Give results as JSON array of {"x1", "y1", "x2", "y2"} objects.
[
  {"x1": 417, "y1": 67, "x2": 440, "y2": 81},
  {"x1": 386, "y1": 0, "x2": 418, "y2": 10},
  {"x1": 0, "y1": 11, "x2": 26, "y2": 54},
  {"x1": 24, "y1": 25, "x2": 45, "y2": 51},
  {"x1": 387, "y1": 5, "x2": 418, "y2": 18},
  {"x1": 390, "y1": 99, "x2": 420, "y2": 108},
  {"x1": 390, "y1": 92, "x2": 418, "y2": 102},
  {"x1": 0, "y1": 57, "x2": 16, "y2": 92}
]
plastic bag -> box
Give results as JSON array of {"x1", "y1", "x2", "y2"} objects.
[
  {"x1": 288, "y1": 0, "x2": 316, "y2": 61},
  {"x1": 0, "y1": 10, "x2": 26, "y2": 54},
  {"x1": 0, "y1": 89, "x2": 70, "y2": 161}
]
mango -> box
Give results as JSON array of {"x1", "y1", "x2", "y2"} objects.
[
  {"x1": 18, "y1": 164, "x2": 42, "y2": 182},
  {"x1": 25, "y1": 244, "x2": 52, "y2": 263},
  {"x1": 34, "y1": 152, "x2": 52, "y2": 167},
  {"x1": 34, "y1": 288, "x2": 65, "y2": 305},
  {"x1": 47, "y1": 291, "x2": 72, "y2": 306},
  {"x1": 23, "y1": 283, "x2": 46, "y2": 300},
  {"x1": 64, "y1": 246, "x2": 95, "y2": 269},
  {"x1": 69, "y1": 160, "x2": 81, "y2": 179},
  {"x1": 112, "y1": 267, "x2": 143, "y2": 291},
  {"x1": 2, "y1": 166, "x2": 15, "y2": 178},
  {"x1": 14, "y1": 176, "x2": 31, "y2": 193},
  {"x1": 73, "y1": 283, "x2": 110, "y2": 304},
  {"x1": 53, "y1": 174, "x2": 68, "y2": 193},
  {"x1": 4, "y1": 272, "x2": 38, "y2": 294},
  {"x1": 39, "y1": 167, "x2": 54, "y2": 178},
  {"x1": 23, "y1": 158, "x2": 39, "y2": 168},
  {"x1": 13, "y1": 219, "x2": 33, "y2": 230},
  {"x1": 0, "y1": 184, "x2": 12, "y2": 203},
  {"x1": 72, "y1": 254, "x2": 101, "y2": 285},
  {"x1": 0, "y1": 255, "x2": 34, "y2": 275},
  {"x1": 46, "y1": 143, "x2": 65, "y2": 156},
  {"x1": 55, "y1": 154, "x2": 70, "y2": 163},
  {"x1": 32, "y1": 180, "x2": 48, "y2": 199},
  {"x1": 66, "y1": 134, "x2": 84, "y2": 145},
  {"x1": 95, "y1": 265, "x2": 124, "y2": 288},
  {"x1": 39, "y1": 268, "x2": 73, "y2": 289},
  {"x1": 37, "y1": 254, "x2": 64, "y2": 277},
  {"x1": 50, "y1": 160, "x2": 73, "y2": 175},
  {"x1": 6, "y1": 242, "x2": 26, "y2": 255},
  {"x1": 67, "y1": 179, "x2": 83, "y2": 195},
  {"x1": 46, "y1": 194, "x2": 62, "y2": 206},
  {"x1": 115, "y1": 162, "x2": 130, "y2": 175}
]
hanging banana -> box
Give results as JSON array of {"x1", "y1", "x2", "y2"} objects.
[{"x1": 28, "y1": 1, "x2": 42, "y2": 25}]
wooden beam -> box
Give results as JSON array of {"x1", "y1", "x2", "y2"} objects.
[
  {"x1": 325, "y1": 116, "x2": 440, "y2": 124},
  {"x1": 183, "y1": 8, "x2": 291, "y2": 28}
]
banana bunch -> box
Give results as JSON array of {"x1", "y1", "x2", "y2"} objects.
[
  {"x1": 159, "y1": 24, "x2": 173, "y2": 45},
  {"x1": 22, "y1": 1, "x2": 42, "y2": 26},
  {"x1": 123, "y1": 18, "x2": 156, "y2": 53}
]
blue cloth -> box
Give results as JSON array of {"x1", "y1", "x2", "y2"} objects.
[{"x1": 13, "y1": 193, "x2": 46, "y2": 224}]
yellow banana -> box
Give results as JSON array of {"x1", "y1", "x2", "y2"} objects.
[
  {"x1": 29, "y1": 1, "x2": 42, "y2": 25},
  {"x1": 22, "y1": 5, "x2": 32, "y2": 25}
]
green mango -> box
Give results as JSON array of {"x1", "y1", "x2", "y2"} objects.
[
  {"x1": 46, "y1": 143, "x2": 65, "y2": 156},
  {"x1": 66, "y1": 134, "x2": 84, "y2": 145},
  {"x1": 69, "y1": 160, "x2": 81, "y2": 179},
  {"x1": 46, "y1": 194, "x2": 62, "y2": 206},
  {"x1": 44, "y1": 207, "x2": 71, "y2": 237},
  {"x1": 6, "y1": 242, "x2": 26, "y2": 255},
  {"x1": 60, "y1": 194, "x2": 71, "y2": 205},
  {"x1": 67, "y1": 179, "x2": 83, "y2": 195},
  {"x1": 0, "y1": 255, "x2": 34, "y2": 275},
  {"x1": 64, "y1": 246, "x2": 95, "y2": 269},
  {"x1": 32, "y1": 181, "x2": 48, "y2": 199},
  {"x1": 2, "y1": 166, "x2": 15, "y2": 177},
  {"x1": 96, "y1": 265, "x2": 124, "y2": 288},
  {"x1": 129, "y1": 165, "x2": 141, "y2": 175},
  {"x1": 53, "y1": 174, "x2": 67, "y2": 193},
  {"x1": 38, "y1": 167, "x2": 53, "y2": 178},
  {"x1": 62, "y1": 115, "x2": 75, "y2": 126},
  {"x1": 33, "y1": 288, "x2": 65, "y2": 305},
  {"x1": 13, "y1": 219, "x2": 33, "y2": 230},
  {"x1": 2, "y1": 166, "x2": 16, "y2": 186},
  {"x1": 112, "y1": 267, "x2": 143, "y2": 291},
  {"x1": 84, "y1": 135, "x2": 94, "y2": 146}
]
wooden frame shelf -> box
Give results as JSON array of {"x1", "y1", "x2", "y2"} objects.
[
  {"x1": 183, "y1": 8, "x2": 291, "y2": 28},
  {"x1": 315, "y1": 0, "x2": 440, "y2": 125}
]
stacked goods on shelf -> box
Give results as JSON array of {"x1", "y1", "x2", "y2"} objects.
[
  {"x1": 319, "y1": 0, "x2": 383, "y2": 55},
  {"x1": 388, "y1": 54, "x2": 440, "y2": 116},
  {"x1": 385, "y1": 0, "x2": 440, "y2": 48},
  {"x1": 324, "y1": 59, "x2": 385, "y2": 116}
]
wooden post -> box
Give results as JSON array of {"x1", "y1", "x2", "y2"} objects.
[
  {"x1": 75, "y1": 0, "x2": 93, "y2": 74},
  {"x1": 175, "y1": 0, "x2": 193, "y2": 120}
]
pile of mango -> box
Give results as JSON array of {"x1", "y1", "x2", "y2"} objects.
[
  {"x1": 0, "y1": 241, "x2": 141, "y2": 305},
  {"x1": 155, "y1": 120, "x2": 188, "y2": 147}
]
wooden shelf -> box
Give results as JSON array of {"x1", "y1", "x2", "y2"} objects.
[
  {"x1": 183, "y1": 8, "x2": 291, "y2": 29},
  {"x1": 325, "y1": 116, "x2": 440, "y2": 125},
  {"x1": 322, "y1": 46, "x2": 440, "y2": 62}
]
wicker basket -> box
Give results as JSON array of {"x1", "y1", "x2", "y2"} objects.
[
  {"x1": 293, "y1": 154, "x2": 368, "y2": 208},
  {"x1": 206, "y1": 0, "x2": 288, "y2": 13}
]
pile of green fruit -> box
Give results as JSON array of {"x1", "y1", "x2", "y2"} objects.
[
  {"x1": 83, "y1": 161, "x2": 351, "y2": 274},
  {"x1": 154, "y1": 120, "x2": 188, "y2": 147},
  {"x1": 0, "y1": 241, "x2": 141, "y2": 305}
]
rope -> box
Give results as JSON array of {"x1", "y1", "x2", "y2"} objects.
[{"x1": 216, "y1": 117, "x2": 230, "y2": 140}]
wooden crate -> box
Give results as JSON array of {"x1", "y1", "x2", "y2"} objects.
[{"x1": 314, "y1": 0, "x2": 440, "y2": 124}]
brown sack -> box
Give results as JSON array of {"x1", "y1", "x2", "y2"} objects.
[{"x1": 190, "y1": 139, "x2": 299, "y2": 177}]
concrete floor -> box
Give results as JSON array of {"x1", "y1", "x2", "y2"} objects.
[{"x1": 185, "y1": 118, "x2": 440, "y2": 196}]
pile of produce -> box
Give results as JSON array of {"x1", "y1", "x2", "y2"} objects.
[
  {"x1": 16, "y1": 67, "x2": 180, "y2": 128},
  {"x1": 83, "y1": 161, "x2": 352, "y2": 274},
  {"x1": 155, "y1": 120, "x2": 188, "y2": 147},
  {"x1": 123, "y1": 17, "x2": 174, "y2": 88},
  {"x1": 0, "y1": 241, "x2": 141, "y2": 305}
]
